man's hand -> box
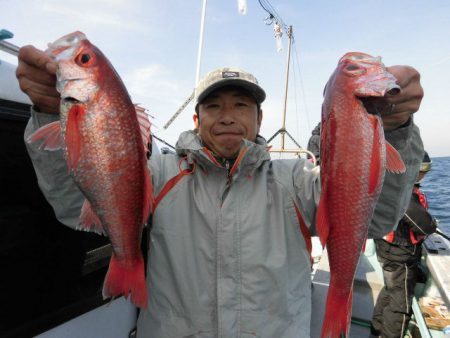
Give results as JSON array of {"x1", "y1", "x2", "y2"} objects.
[
  {"x1": 363, "y1": 65, "x2": 424, "y2": 130},
  {"x1": 16, "y1": 45, "x2": 60, "y2": 114}
]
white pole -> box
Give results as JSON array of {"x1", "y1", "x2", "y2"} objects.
[
  {"x1": 195, "y1": 0, "x2": 208, "y2": 86},
  {"x1": 163, "y1": 0, "x2": 208, "y2": 129},
  {"x1": 281, "y1": 26, "x2": 293, "y2": 150}
]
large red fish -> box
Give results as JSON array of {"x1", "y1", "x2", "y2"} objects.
[
  {"x1": 317, "y1": 52, "x2": 406, "y2": 337},
  {"x1": 27, "y1": 31, "x2": 153, "y2": 308}
]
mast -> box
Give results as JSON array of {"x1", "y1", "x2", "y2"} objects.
[
  {"x1": 266, "y1": 25, "x2": 316, "y2": 162},
  {"x1": 195, "y1": 0, "x2": 208, "y2": 85},
  {"x1": 280, "y1": 25, "x2": 293, "y2": 150},
  {"x1": 266, "y1": 25, "x2": 301, "y2": 151}
]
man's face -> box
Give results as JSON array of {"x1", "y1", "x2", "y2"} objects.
[{"x1": 194, "y1": 86, "x2": 262, "y2": 159}]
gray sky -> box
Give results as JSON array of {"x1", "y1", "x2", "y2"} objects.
[{"x1": 2, "y1": 0, "x2": 449, "y2": 157}]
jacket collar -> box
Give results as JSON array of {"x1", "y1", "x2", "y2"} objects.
[{"x1": 175, "y1": 130, "x2": 271, "y2": 173}]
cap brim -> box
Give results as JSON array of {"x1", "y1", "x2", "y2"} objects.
[
  {"x1": 420, "y1": 162, "x2": 432, "y2": 172},
  {"x1": 196, "y1": 79, "x2": 266, "y2": 104}
]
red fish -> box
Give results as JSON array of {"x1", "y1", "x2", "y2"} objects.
[
  {"x1": 27, "y1": 31, "x2": 153, "y2": 308},
  {"x1": 317, "y1": 52, "x2": 406, "y2": 337}
]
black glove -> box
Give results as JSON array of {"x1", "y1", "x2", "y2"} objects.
[{"x1": 403, "y1": 194, "x2": 437, "y2": 236}]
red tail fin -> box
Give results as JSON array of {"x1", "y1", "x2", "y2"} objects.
[
  {"x1": 102, "y1": 254, "x2": 148, "y2": 308},
  {"x1": 320, "y1": 285, "x2": 353, "y2": 338}
]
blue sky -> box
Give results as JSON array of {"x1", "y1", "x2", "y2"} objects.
[{"x1": 2, "y1": 0, "x2": 450, "y2": 157}]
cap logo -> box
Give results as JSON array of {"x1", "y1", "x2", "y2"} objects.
[{"x1": 222, "y1": 71, "x2": 240, "y2": 78}]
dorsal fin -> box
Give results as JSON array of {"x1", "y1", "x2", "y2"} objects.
[
  {"x1": 134, "y1": 104, "x2": 152, "y2": 156},
  {"x1": 134, "y1": 104, "x2": 154, "y2": 222}
]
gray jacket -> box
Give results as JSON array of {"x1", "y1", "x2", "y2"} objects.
[{"x1": 24, "y1": 110, "x2": 423, "y2": 338}]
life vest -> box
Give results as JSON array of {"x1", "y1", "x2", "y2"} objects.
[{"x1": 384, "y1": 186, "x2": 428, "y2": 245}]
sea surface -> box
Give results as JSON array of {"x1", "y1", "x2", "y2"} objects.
[{"x1": 420, "y1": 156, "x2": 450, "y2": 237}]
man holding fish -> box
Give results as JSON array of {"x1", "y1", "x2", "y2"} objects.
[{"x1": 17, "y1": 32, "x2": 424, "y2": 338}]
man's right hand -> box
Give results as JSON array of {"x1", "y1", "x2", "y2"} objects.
[{"x1": 16, "y1": 45, "x2": 60, "y2": 114}]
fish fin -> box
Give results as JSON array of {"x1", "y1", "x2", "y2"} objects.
[
  {"x1": 66, "y1": 105, "x2": 84, "y2": 172},
  {"x1": 361, "y1": 239, "x2": 367, "y2": 253},
  {"x1": 102, "y1": 253, "x2": 148, "y2": 309},
  {"x1": 368, "y1": 115, "x2": 383, "y2": 194},
  {"x1": 142, "y1": 166, "x2": 154, "y2": 223},
  {"x1": 135, "y1": 104, "x2": 154, "y2": 222},
  {"x1": 316, "y1": 195, "x2": 330, "y2": 248},
  {"x1": 26, "y1": 121, "x2": 63, "y2": 150},
  {"x1": 320, "y1": 284, "x2": 353, "y2": 338},
  {"x1": 78, "y1": 199, "x2": 105, "y2": 235},
  {"x1": 316, "y1": 118, "x2": 330, "y2": 249},
  {"x1": 385, "y1": 141, "x2": 406, "y2": 174},
  {"x1": 135, "y1": 104, "x2": 152, "y2": 156}
]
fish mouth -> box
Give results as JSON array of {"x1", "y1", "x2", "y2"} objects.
[
  {"x1": 386, "y1": 87, "x2": 401, "y2": 96},
  {"x1": 62, "y1": 96, "x2": 82, "y2": 104}
]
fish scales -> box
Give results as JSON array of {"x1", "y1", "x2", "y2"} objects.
[
  {"x1": 317, "y1": 52, "x2": 405, "y2": 337},
  {"x1": 28, "y1": 31, "x2": 153, "y2": 308}
]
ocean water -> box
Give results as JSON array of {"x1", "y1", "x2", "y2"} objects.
[{"x1": 420, "y1": 156, "x2": 450, "y2": 237}]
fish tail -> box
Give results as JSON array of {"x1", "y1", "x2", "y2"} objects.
[
  {"x1": 320, "y1": 286, "x2": 353, "y2": 338},
  {"x1": 102, "y1": 253, "x2": 148, "y2": 308}
]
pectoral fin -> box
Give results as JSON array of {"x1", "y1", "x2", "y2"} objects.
[
  {"x1": 385, "y1": 142, "x2": 406, "y2": 174},
  {"x1": 66, "y1": 105, "x2": 84, "y2": 172},
  {"x1": 26, "y1": 121, "x2": 63, "y2": 150}
]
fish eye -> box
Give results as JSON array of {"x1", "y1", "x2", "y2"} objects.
[
  {"x1": 346, "y1": 64, "x2": 360, "y2": 71},
  {"x1": 344, "y1": 63, "x2": 366, "y2": 76},
  {"x1": 75, "y1": 52, "x2": 95, "y2": 67},
  {"x1": 80, "y1": 53, "x2": 91, "y2": 64}
]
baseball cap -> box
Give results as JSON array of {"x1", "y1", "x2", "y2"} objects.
[
  {"x1": 195, "y1": 67, "x2": 266, "y2": 105},
  {"x1": 420, "y1": 151, "x2": 432, "y2": 172}
]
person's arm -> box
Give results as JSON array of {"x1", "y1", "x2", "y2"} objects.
[
  {"x1": 369, "y1": 120, "x2": 424, "y2": 238},
  {"x1": 18, "y1": 45, "x2": 83, "y2": 229},
  {"x1": 24, "y1": 109, "x2": 84, "y2": 229},
  {"x1": 368, "y1": 65, "x2": 425, "y2": 238}
]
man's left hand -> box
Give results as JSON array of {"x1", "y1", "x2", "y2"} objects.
[{"x1": 363, "y1": 65, "x2": 424, "y2": 130}]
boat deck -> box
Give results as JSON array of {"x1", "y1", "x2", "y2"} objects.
[
  {"x1": 311, "y1": 240, "x2": 382, "y2": 337},
  {"x1": 311, "y1": 236, "x2": 450, "y2": 338}
]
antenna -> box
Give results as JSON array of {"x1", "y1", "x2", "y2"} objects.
[{"x1": 266, "y1": 26, "x2": 316, "y2": 161}]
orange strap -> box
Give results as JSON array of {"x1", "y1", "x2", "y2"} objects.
[
  {"x1": 384, "y1": 232, "x2": 395, "y2": 242},
  {"x1": 294, "y1": 203, "x2": 313, "y2": 266},
  {"x1": 414, "y1": 187, "x2": 428, "y2": 209},
  {"x1": 153, "y1": 158, "x2": 196, "y2": 212}
]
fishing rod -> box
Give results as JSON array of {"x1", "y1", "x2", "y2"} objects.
[
  {"x1": 0, "y1": 29, "x2": 20, "y2": 56},
  {"x1": 405, "y1": 213, "x2": 450, "y2": 242},
  {"x1": 436, "y1": 228, "x2": 450, "y2": 242}
]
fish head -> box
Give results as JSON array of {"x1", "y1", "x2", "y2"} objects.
[
  {"x1": 46, "y1": 31, "x2": 102, "y2": 104},
  {"x1": 337, "y1": 52, "x2": 400, "y2": 98}
]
